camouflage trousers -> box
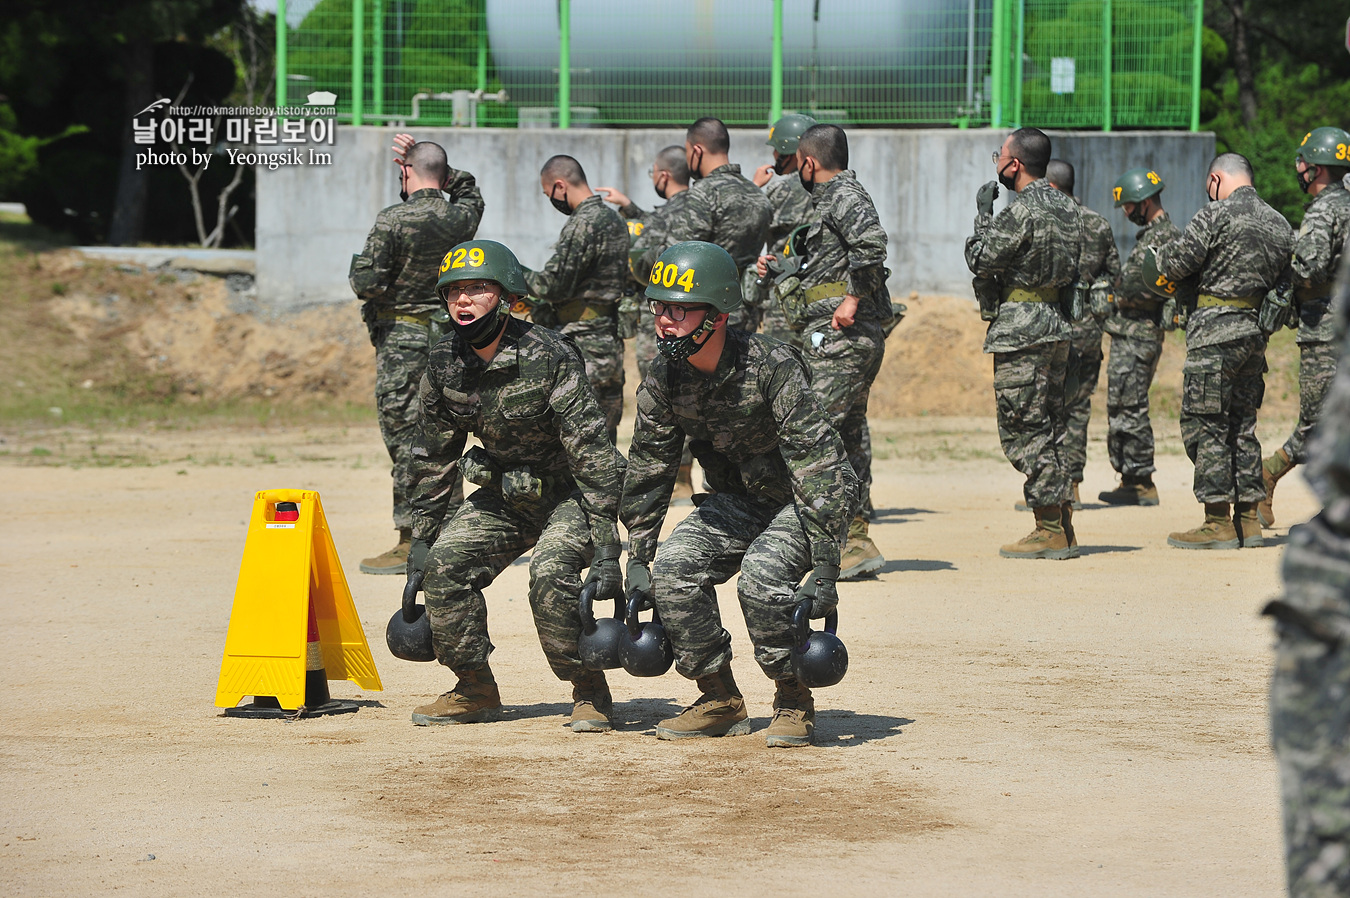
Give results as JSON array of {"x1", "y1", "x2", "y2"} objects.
[
  {"x1": 1283, "y1": 341, "x2": 1339, "y2": 464},
  {"x1": 374, "y1": 321, "x2": 462, "y2": 529},
  {"x1": 651, "y1": 493, "x2": 817, "y2": 681},
  {"x1": 760, "y1": 302, "x2": 803, "y2": 346},
  {"x1": 1064, "y1": 323, "x2": 1104, "y2": 484},
  {"x1": 1271, "y1": 516, "x2": 1350, "y2": 898},
  {"x1": 1180, "y1": 335, "x2": 1266, "y2": 504},
  {"x1": 993, "y1": 341, "x2": 1071, "y2": 508},
  {"x1": 557, "y1": 317, "x2": 624, "y2": 440},
  {"x1": 1105, "y1": 334, "x2": 1163, "y2": 479},
  {"x1": 635, "y1": 302, "x2": 658, "y2": 382},
  {"x1": 423, "y1": 484, "x2": 596, "y2": 682},
  {"x1": 800, "y1": 314, "x2": 886, "y2": 521}
]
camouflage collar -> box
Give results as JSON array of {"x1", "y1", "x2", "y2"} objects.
[
  {"x1": 1308, "y1": 179, "x2": 1347, "y2": 209},
  {"x1": 1137, "y1": 210, "x2": 1171, "y2": 239},
  {"x1": 706, "y1": 163, "x2": 742, "y2": 178},
  {"x1": 407, "y1": 187, "x2": 442, "y2": 202}
]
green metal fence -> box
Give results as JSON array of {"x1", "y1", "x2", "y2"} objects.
[{"x1": 275, "y1": 0, "x2": 1201, "y2": 130}]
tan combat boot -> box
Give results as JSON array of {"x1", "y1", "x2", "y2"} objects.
[
  {"x1": 569, "y1": 670, "x2": 613, "y2": 733},
  {"x1": 764, "y1": 677, "x2": 815, "y2": 748},
  {"x1": 1061, "y1": 500, "x2": 1079, "y2": 550},
  {"x1": 671, "y1": 463, "x2": 695, "y2": 504},
  {"x1": 1000, "y1": 506, "x2": 1079, "y2": 560},
  {"x1": 360, "y1": 527, "x2": 412, "y2": 575},
  {"x1": 1167, "y1": 503, "x2": 1239, "y2": 550},
  {"x1": 1098, "y1": 477, "x2": 1160, "y2": 506},
  {"x1": 839, "y1": 514, "x2": 885, "y2": 581},
  {"x1": 655, "y1": 664, "x2": 751, "y2": 740},
  {"x1": 1234, "y1": 502, "x2": 1265, "y2": 548},
  {"x1": 1258, "y1": 449, "x2": 1293, "y2": 528},
  {"x1": 411, "y1": 665, "x2": 503, "y2": 725}
]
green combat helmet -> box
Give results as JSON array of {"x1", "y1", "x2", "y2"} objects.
[
  {"x1": 1142, "y1": 245, "x2": 1196, "y2": 304},
  {"x1": 645, "y1": 240, "x2": 743, "y2": 314},
  {"x1": 436, "y1": 239, "x2": 529, "y2": 298},
  {"x1": 766, "y1": 113, "x2": 818, "y2": 155},
  {"x1": 1112, "y1": 168, "x2": 1165, "y2": 207},
  {"x1": 1296, "y1": 127, "x2": 1350, "y2": 167}
]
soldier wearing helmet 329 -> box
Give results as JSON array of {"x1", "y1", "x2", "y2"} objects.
[
  {"x1": 1259, "y1": 127, "x2": 1350, "y2": 528},
  {"x1": 405, "y1": 240, "x2": 627, "y2": 734},
  {"x1": 621, "y1": 241, "x2": 857, "y2": 748},
  {"x1": 1096, "y1": 167, "x2": 1180, "y2": 508},
  {"x1": 753, "y1": 112, "x2": 821, "y2": 344}
]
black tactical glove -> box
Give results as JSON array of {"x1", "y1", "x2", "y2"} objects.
[
  {"x1": 407, "y1": 536, "x2": 431, "y2": 579},
  {"x1": 584, "y1": 544, "x2": 624, "y2": 601},
  {"x1": 794, "y1": 564, "x2": 840, "y2": 620},
  {"x1": 976, "y1": 180, "x2": 1000, "y2": 217},
  {"x1": 625, "y1": 557, "x2": 654, "y2": 612}
]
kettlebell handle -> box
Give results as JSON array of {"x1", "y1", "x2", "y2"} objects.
[
  {"x1": 402, "y1": 570, "x2": 426, "y2": 623},
  {"x1": 626, "y1": 591, "x2": 660, "y2": 639},
  {"x1": 579, "y1": 581, "x2": 598, "y2": 633},
  {"x1": 791, "y1": 598, "x2": 840, "y2": 650}
]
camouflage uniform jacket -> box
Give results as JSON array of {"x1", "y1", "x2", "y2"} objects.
[
  {"x1": 1069, "y1": 202, "x2": 1122, "y2": 344},
  {"x1": 965, "y1": 177, "x2": 1082, "y2": 353},
  {"x1": 523, "y1": 195, "x2": 630, "y2": 304},
  {"x1": 349, "y1": 178, "x2": 485, "y2": 316},
  {"x1": 1156, "y1": 184, "x2": 1294, "y2": 350},
  {"x1": 622, "y1": 329, "x2": 856, "y2": 569},
  {"x1": 408, "y1": 316, "x2": 624, "y2": 548},
  {"x1": 796, "y1": 170, "x2": 890, "y2": 322},
  {"x1": 1291, "y1": 182, "x2": 1350, "y2": 343},
  {"x1": 765, "y1": 172, "x2": 819, "y2": 254},
  {"x1": 1105, "y1": 212, "x2": 1181, "y2": 343},
  {"x1": 658, "y1": 163, "x2": 773, "y2": 273},
  {"x1": 625, "y1": 189, "x2": 695, "y2": 283}
]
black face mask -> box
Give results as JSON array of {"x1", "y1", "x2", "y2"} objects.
[
  {"x1": 656, "y1": 314, "x2": 717, "y2": 361},
  {"x1": 399, "y1": 165, "x2": 410, "y2": 202},
  {"x1": 453, "y1": 299, "x2": 508, "y2": 349},
  {"x1": 1298, "y1": 165, "x2": 1316, "y2": 194},
  {"x1": 1127, "y1": 204, "x2": 1149, "y2": 227},
  {"x1": 798, "y1": 162, "x2": 815, "y2": 195},
  {"x1": 997, "y1": 161, "x2": 1017, "y2": 191},
  {"x1": 687, "y1": 147, "x2": 704, "y2": 181},
  {"x1": 1206, "y1": 177, "x2": 1220, "y2": 203},
  {"x1": 773, "y1": 153, "x2": 793, "y2": 176},
  {"x1": 549, "y1": 186, "x2": 573, "y2": 216},
  {"x1": 654, "y1": 174, "x2": 669, "y2": 201}
]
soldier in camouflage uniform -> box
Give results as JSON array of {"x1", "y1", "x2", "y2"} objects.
[
  {"x1": 649, "y1": 118, "x2": 773, "y2": 333},
  {"x1": 965, "y1": 128, "x2": 1083, "y2": 559},
  {"x1": 1098, "y1": 167, "x2": 1180, "y2": 507},
  {"x1": 1155, "y1": 152, "x2": 1294, "y2": 549},
  {"x1": 1046, "y1": 159, "x2": 1121, "y2": 507},
  {"x1": 523, "y1": 155, "x2": 631, "y2": 442},
  {"x1": 1264, "y1": 245, "x2": 1350, "y2": 898},
  {"x1": 622, "y1": 241, "x2": 857, "y2": 748},
  {"x1": 753, "y1": 113, "x2": 821, "y2": 344},
  {"x1": 349, "y1": 137, "x2": 482, "y2": 574},
  {"x1": 405, "y1": 240, "x2": 626, "y2": 732},
  {"x1": 757, "y1": 124, "x2": 888, "y2": 580},
  {"x1": 1260, "y1": 127, "x2": 1350, "y2": 528}
]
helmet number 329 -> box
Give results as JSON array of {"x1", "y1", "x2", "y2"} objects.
[{"x1": 441, "y1": 246, "x2": 486, "y2": 272}]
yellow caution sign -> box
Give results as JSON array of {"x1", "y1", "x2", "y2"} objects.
[{"x1": 215, "y1": 489, "x2": 382, "y2": 710}]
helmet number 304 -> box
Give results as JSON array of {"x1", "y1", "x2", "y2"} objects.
[
  {"x1": 649, "y1": 261, "x2": 696, "y2": 292},
  {"x1": 441, "y1": 246, "x2": 486, "y2": 272}
]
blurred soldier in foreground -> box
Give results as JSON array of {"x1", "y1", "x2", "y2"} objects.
[
  {"x1": 1264, "y1": 247, "x2": 1350, "y2": 898},
  {"x1": 965, "y1": 127, "x2": 1083, "y2": 559},
  {"x1": 622, "y1": 242, "x2": 856, "y2": 747},
  {"x1": 405, "y1": 241, "x2": 626, "y2": 732},
  {"x1": 1046, "y1": 159, "x2": 1120, "y2": 508},
  {"x1": 1097, "y1": 167, "x2": 1178, "y2": 507},
  {"x1": 1155, "y1": 153, "x2": 1294, "y2": 549},
  {"x1": 1260, "y1": 127, "x2": 1350, "y2": 528},
  {"x1": 524, "y1": 154, "x2": 630, "y2": 441},
  {"x1": 753, "y1": 112, "x2": 820, "y2": 344},
  {"x1": 757, "y1": 124, "x2": 890, "y2": 579},
  {"x1": 350, "y1": 135, "x2": 482, "y2": 574}
]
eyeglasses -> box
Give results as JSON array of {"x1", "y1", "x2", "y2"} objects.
[
  {"x1": 452, "y1": 282, "x2": 497, "y2": 298},
  {"x1": 991, "y1": 150, "x2": 1003, "y2": 164},
  {"x1": 649, "y1": 300, "x2": 709, "y2": 322}
]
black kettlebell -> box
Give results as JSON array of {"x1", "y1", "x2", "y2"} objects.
[
  {"x1": 385, "y1": 570, "x2": 435, "y2": 662},
  {"x1": 790, "y1": 599, "x2": 848, "y2": 688},
  {"x1": 577, "y1": 582, "x2": 626, "y2": 670},
  {"x1": 619, "y1": 592, "x2": 674, "y2": 677}
]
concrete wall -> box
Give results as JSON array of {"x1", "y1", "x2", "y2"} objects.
[{"x1": 256, "y1": 127, "x2": 1215, "y2": 310}]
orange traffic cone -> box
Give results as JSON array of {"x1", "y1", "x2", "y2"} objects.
[{"x1": 225, "y1": 599, "x2": 358, "y2": 719}]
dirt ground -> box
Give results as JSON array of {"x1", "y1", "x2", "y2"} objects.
[{"x1": 0, "y1": 411, "x2": 1315, "y2": 896}]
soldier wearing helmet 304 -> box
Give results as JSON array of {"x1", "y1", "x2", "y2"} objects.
[
  {"x1": 1045, "y1": 159, "x2": 1121, "y2": 510},
  {"x1": 524, "y1": 154, "x2": 631, "y2": 442},
  {"x1": 965, "y1": 127, "x2": 1084, "y2": 560},
  {"x1": 753, "y1": 113, "x2": 821, "y2": 344},
  {"x1": 405, "y1": 240, "x2": 627, "y2": 733},
  {"x1": 622, "y1": 241, "x2": 857, "y2": 748},
  {"x1": 1153, "y1": 152, "x2": 1294, "y2": 549},
  {"x1": 1096, "y1": 167, "x2": 1180, "y2": 507},
  {"x1": 350, "y1": 134, "x2": 483, "y2": 575},
  {"x1": 757, "y1": 123, "x2": 890, "y2": 579},
  {"x1": 1259, "y1": 127, "x2": 1350, "y2": 528}
]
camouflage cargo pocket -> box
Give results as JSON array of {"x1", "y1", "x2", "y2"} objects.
[
  {"x1": 993, "y1": 354, "x2": 1042, "y2": 428},
  {"x1": 1181, "y1": 355, "x2": 1224, "y2": 416}
]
